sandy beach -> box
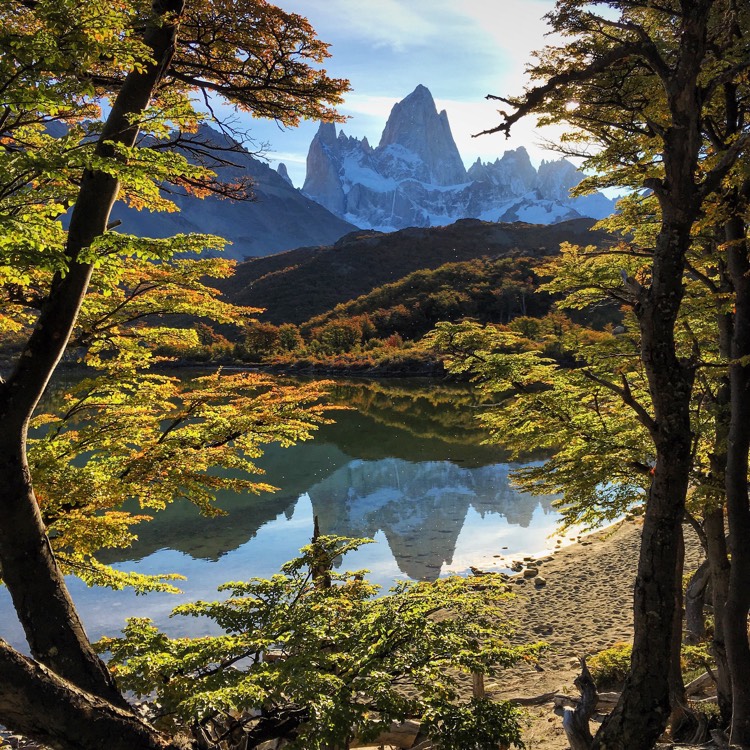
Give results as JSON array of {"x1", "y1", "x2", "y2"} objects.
[{"x1": 484, "y1": 518, "x2": 703, "y2": 750}]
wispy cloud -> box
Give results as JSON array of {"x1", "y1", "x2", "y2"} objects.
[
  {"x1": 340, "y1": 93, "x2": 400, "y2": 119},
  {"x1": 291, "y1": 0, "x2": 440, "y2": 51},
  {"x1": 241, "y1": 0, "x2": 568, "y2": 183},
  {"x1": 265, "y1": 151, "x2": 308, "y2": 167}
]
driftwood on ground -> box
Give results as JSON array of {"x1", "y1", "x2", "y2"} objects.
[
  {"x1": 685, "y1": 671, "x2": 714, "y2": 696},
  {"x1": 507, "y1": 690, "x2": 559, "y2": 706},
  {"x1": 560, "y1": 659, "x2": 598, "y2": 750},
  {"x1": 350, "y1": 720, "x2": 421, "y2": 749}
]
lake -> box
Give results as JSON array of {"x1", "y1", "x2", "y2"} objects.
[{"x1": 0, "y1": 377, "x2": 563, "y2": 649}]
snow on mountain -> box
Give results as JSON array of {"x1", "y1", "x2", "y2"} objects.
[
  {"x1": 302, "y1": 85, "x2": 616, "y2": 231},
  {"x1": 110, "y1": 126, "x2": 355, "y2": 260},
  {"x1": 378, "y1": 84, "x2": 467, "y2": 186}
]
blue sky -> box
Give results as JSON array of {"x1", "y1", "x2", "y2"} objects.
[{"x1": 234, "y1": 0, "x2": 561, "y2": 187}]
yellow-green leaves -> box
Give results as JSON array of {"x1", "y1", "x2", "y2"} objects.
[
  {"x1": 99, "y1": 536, "x2": 536, "y2": 749},
  {"x1": 0, "y1": 0, "x2": 349, "y2": 283},
  {"x1": 30, "y1": 371, "x2": 333, "y2": 590},
  {"x1": 430, "y1": 316, "x2": 653, "y2": 530}
]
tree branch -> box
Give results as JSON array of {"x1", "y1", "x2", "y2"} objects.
[
  {"x1": 580, "y1": 369, "x2": 657, "y2": 435},
  {"x1": 0, "y1": 639, "x2": 193, "y2": 750},
  {"x1": 474, "y1": 44, "x2": 641, "y2": 139}
]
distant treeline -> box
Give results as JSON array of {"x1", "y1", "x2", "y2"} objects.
[{"x1": 238, "y1": 256, "x2": 547, "y2": 357}]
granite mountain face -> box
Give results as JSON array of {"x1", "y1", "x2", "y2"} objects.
[
  {"x1": 106, "y1": 90, "x2": 614, "y2": 260},
  {"x1": 302, "y1": 85, "x2": 615, "y2": 231}
]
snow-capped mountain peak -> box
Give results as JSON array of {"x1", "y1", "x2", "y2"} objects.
[
  {"x1": 302, "y1": 85, "x2": 615, "y2": 231},
  {"x1": 378, "y1": 84, "x2": 466, "y2": 186}
]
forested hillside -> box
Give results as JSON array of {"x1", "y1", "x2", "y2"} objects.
[
  {"x1": 300, "y1": 257, "x2": 547, "y2": 337},
  {"x1": 219, "y1": 218, "x2": 611, "y2": 323}
]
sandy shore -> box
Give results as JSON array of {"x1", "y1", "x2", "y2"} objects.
[{"x1": 483, "y1": 518, "x2": 703, "y2": 750}]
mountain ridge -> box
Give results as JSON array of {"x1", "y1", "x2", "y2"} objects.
[
  {"x1": 109, "y1": 126, "x2": 356, "y2": 260},
  {"x1": 219, "y1": 217, "x2": 611, "y2": 325},
  {"x1": 301, "y1": 85, "x2": 615, "y2": 232}
]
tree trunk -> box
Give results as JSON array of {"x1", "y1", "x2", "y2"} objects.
[
  {"x1": 592, "y1": 216, "x2": 697, "y2": 748},
  {"x1": 684, "y1": 559, "x2": 709, "y2": 644},
  {"x1": 593, "y1": 437, "x2": 692, "y2": 749},
  {"x1": 704, "y1": 505, "x2": 732, "y2": 723},
  {"x1": 723, "y1": 210, "x2": 750, "y2": 748},
  {"x1": 0, "y1": 430, "x2": 124, "y2": 704},
  {"x1": 669, "y1": 527, "x2": 690, "y2": 737},
  {"x1": 0, "y1": 0, "x2": 185, "y2": 715},
  {"x1": 699, "y1": 276, "x2": 734, "y2": 723},
  {"x1": 591, "y1": 4, "x2": 713, "y2": 743},
  {"x1": 0, "y1": 640, "x2": 194, "y2": 750}
]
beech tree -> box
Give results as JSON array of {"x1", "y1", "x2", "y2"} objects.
[
  {"x1": 99, "y1": 536, "x2": 538, "y2": 750},
  {"x1": 702, "y1": 41, "x2": 750, "y2": 745},
  {"x1": 427, "y1": 228, "x2": 736, "y2": 725},
  {"x1": 474, "y1": 1, "x2": 750, "y2": 747},
  {"x1": 0, "y1": 0, "x2": 348, "y2": 747}
]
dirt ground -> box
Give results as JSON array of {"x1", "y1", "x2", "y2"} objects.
[{"x1": 484, "y1": 518, "x2": 704, "y2": 750}]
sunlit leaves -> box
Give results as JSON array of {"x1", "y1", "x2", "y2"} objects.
[
  {"x1": 1, "y1": 0, "x2": 150, "y2": 118},
  {"x1": 172, "y1": 0, "x2": 348, "y2": 125},
  {"x1": 428, "y1": 219, "x2": 739, "y2": 530},
  {"x1": 0, "y1": 0, "x2": 353, "y2": 601},
  {"x1": 99, "y1": 537, "x2": 537, "y2": 749},
  {"x1": 10, "y1": 248, "x2": 334, "y2": 596},
  {"x1": 30, "y1": 371, "x2": 334, "y2": 589},
  {"x1": 0, "y1": 0, "x2": 349, "y2": 281},
  {"x1": 429, "y1": 316, "x2": 653, "y2": 529}
]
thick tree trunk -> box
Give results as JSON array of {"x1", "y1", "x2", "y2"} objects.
[
  {"x1": 593, "y1": 437, "x2": 692, "y2": 749},
  {"x1": 0, "y1": 640, "x2": 194, "y2": 750},
  {"x1": 591, "y1": 5, "x2": 713, "y2": 744},
  {"x1": 592, "y1": 218, "x2": 697, "y2": 749},
  {"x1": 723, "y1": 212, "x2": 750, "y2": 748},
  {"x1": 0, "y1": 430, "x2": 124, "y2": 704},
  {"x1": 0, "y1": 0, "x2": 185, "y2": 713}
]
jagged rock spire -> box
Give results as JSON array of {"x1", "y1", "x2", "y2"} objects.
[
  {"x1": 378, "y1": 84, "x2": 467, "y2": 186},
  {"x1": 301, "y1": 85, "x2": 615, "y2": 231}
]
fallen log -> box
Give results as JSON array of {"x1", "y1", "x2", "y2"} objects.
[
  {"x1": 690, "y1": 694, "x2": 719, "y2": 704},
  {"x1": 507, "y1": 691, "x2": 558, "y2": 706},
  {"x1": 350, "y1": 719, "x2": 421, "y2": 749},
  {"x1": 554, "y1": 691, "x2": 619, "y2": 712},
  {"x1": 685, "y1": 671, "x2": 714, "y2": 696}
]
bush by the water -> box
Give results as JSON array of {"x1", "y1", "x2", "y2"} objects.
[{"x1": 99, "y1": 536, "x2": 543, "y2": 749}]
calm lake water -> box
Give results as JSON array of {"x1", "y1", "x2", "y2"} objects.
[{"x1": 0, "y1": 377, "x2": 563, "y2": 649}]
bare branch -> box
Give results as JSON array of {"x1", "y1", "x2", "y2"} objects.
[{"x1": 474, "y1": 45, "x2": 641, "y2": 139}]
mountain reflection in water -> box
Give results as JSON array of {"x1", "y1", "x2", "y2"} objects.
[
  {"x1": 309, "y1": 457, "x2": 553, "y2": 581},
  {"x1": 0, "y1": 377, "x2": 559, "y2": 648}
]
